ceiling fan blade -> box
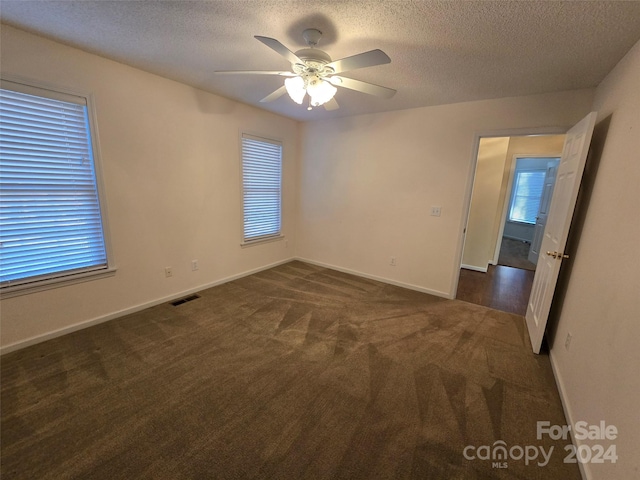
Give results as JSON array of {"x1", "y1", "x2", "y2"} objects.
[
  {"x1": 255, "y1": 36, "x2": 304, "y2": 65},
  {"x1": 214, "y1": 70, "x2": 296, "y2": 76},
  {"x1": 325, "y1": 49, "x2": 391, "y2": 74},
  {"x1": 324, "y1": 97, "x2": 339, "y2": 111},
  {"x1": 260, "y1": 86, "x2": 287, "y2": 103},
  {"x1": 330, "y1": 76, "x2": 396, "y2": 99}
]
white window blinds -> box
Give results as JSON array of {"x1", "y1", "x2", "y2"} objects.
[
  {"x1": 508, "y1": 170, "x2": 546, "y2": 224},
  {"x1": 0, "y1": 82, "x2": 108, "y2": 287},
  {"x1": 241, "y1": 134, "x2": 282, "y2": 243}
]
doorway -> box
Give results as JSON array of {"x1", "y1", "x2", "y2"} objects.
[
  {"x1": 456, "y1": 134, "x2": 565, "y2": 315},
  {"x1": 496, "y1": 155, "x2": 561, "y2": 270}
]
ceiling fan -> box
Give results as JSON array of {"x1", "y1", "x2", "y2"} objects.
[{"x1": 215, "y1": 29, "x2": 396, "y2": 111}]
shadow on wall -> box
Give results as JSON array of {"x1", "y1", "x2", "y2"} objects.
[
  {"x1": 547, "y1": 114, "x2": 612, "y2": 347},
  {"x1": 192, "y1": 88, "x2": 239, "y2": 115}
]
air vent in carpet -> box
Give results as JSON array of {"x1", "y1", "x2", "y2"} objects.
[{"x1": 171, "y1": 294, "x2": 200, "y2": 307}]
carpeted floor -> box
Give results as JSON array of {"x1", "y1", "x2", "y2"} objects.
[
  {"x1": 498, "y1": 238, "x2": 536, "y2": 271},
  {"x1": 1, "y1": 261, "x2": 579, "y2": 479}
]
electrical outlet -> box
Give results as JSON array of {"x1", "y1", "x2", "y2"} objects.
[
  {"x1": 430, "y1": 206, "x2": 442, "y2": 217},
  {"x1": 165, "y1": 267, "x2": 173, "y2": 278},
  {"x1": 390, "y1": 256, "x2": 396, "y2": 266},
  {"x1": 565, "y1": 332, "x2": 572, "y2": 350},
  {"x1": 191, "y1": 260, "x2": 199, "y2": 271}
]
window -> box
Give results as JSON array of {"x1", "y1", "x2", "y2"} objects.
[
  {"x1": 241, "y1": 133, "x2": 282, "y2": 244},
  {"x1": 508, "y1": 169, "x2": 546, "y2": 224},
  {"x1": 0, "y1": 79, "x2": 112, "y2": 294}
]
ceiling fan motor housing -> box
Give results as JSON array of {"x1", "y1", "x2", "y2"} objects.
[
  {"x1": 292, "y1": 48, "x2": 335, "y2": 84},
  {"x1": 294, "y1": 48, "x2": 332, "y2": 65}
]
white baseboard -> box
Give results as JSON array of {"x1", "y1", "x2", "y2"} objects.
[
  {"x1": 295, "y1": 256, "x2": 452, "y2": 299},
  {"x1": 461, "y1": 264, "x2": 488, "y2": 273},
  {"x1": 503, "y1": 235, "x2": 532, "y2": 244},
  {"x1": 549, "y1": 349, "x2": 589, "y2": 480},
  {"x1": 0, "y1": 257, "x2": 295, "y2": 355}
]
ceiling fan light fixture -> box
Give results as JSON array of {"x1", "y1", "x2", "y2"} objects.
[
  {"x1": 307, "y1": 78, "x2": 337, "y2": 107},
  {"x1": 215, "y1": 30, "x2": 396, "y2": 111},
  {"x1": 284, "y1": 76, "x2": 306, "y2": 104}
]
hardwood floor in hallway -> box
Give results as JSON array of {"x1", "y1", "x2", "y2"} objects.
[{"x1": 456, "y1": 265, "x2": 535, "y2": 316}]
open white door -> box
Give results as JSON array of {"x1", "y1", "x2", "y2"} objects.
[{"x1": 526, "y1": 112, "x2": 597, "y2": 353}]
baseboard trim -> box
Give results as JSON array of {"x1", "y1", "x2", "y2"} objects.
[
  {"x1": 549, "y1": 349, "x2": 589, "y2": 480},
  {"x1": 0, "y1": 257, "x2": 295, "y2": 355},
  {"x1": 503, "y1": 235, "x2": 532, "y2": 244},
  {"x1": 294, "y1": 256, "x2": 452, "y2": 299},
  {"x1": 461, "y1": 264, "x2": 488, "y2": 273}
]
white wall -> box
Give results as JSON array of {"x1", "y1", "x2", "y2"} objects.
[
  {"x1": 462, "y1": 137, "x2": 509, "y2": 271},
  {"x1": 0, "y1": 25, "x2": 299, "y2": 350},
  {"x1": 296, "y1": 91, "x2": 594, "y2": 297},
  {"x1": 549, "y1": 39, "x2": 640, "y2": 480}
]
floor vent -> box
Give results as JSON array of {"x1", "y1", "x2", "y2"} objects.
[{"x1": 171, "y1": 294, "x2": 200, "y2": 307}]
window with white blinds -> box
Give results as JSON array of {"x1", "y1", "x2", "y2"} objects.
[
  {"x1": 0, "y1": 79, "x2": 110, "y2": 292},
  {"x1": 508, "y1": 169, "x2": 546, "y2": 224},
  {"x1": 241, "y1": 134, "x2": 282, "y2": 243}
]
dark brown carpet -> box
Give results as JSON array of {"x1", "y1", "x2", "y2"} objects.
[
  {"x1": 498, "y1": 238, "x2": 536, "y2": 271},
  {"x1": 1, "y1": 261, "x2": 579, "y2": 479}
]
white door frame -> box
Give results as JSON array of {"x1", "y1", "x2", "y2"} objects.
[{"x1": 451, "y1": 127, "x2": 568, "y2": 299}]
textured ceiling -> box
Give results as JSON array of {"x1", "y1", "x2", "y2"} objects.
[{"x1": 2, "y1": 1, "x2": 640, "y2": 121}]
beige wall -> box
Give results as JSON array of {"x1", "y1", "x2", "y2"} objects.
[
  {"x1": 296, "y1": 91, "x2": 594, "y2": 296},
  {"x1": 0, "y1": 25, "x2": 299, "y2": 349},
  {"x1": 462, "y1": 137, "x2": 510, "y2": 271},
  {"x1": 549, "y1": 39, "x2": 640, "y2": 480}
]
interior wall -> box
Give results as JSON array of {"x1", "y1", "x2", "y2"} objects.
[
  {"x1": 0, "y1": 25, "x2": 299, "y2": 349},
  {"x1": 502, "y1": 221, "x2": 535, "y2": 242},
  {"x1": 549, "y1": 39, "x2": 640, "y2": 480},
  {"x1": 296, "y1": 90, "x2": 594, "y2": 296},
  {"x1": 461, "y1": 137, "x2": 510, "y2": 271}
]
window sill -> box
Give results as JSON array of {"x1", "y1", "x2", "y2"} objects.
[
  {"x1": 507, "y1": 220, "x2": 536, "y2": 226},
  {"x1": 0, "y1": 267, "x2": 117, "y2": 299},
  {"x1": 241, "y1": 235, "x2": 285, "y2": 248}
]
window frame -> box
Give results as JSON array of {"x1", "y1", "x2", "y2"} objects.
[
  {"x1": 0, "y1": 75, "x2": 115, "y2": 298},
  {"x1": 239, "y1": 132, "x2": 284, "y2": 247}
]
